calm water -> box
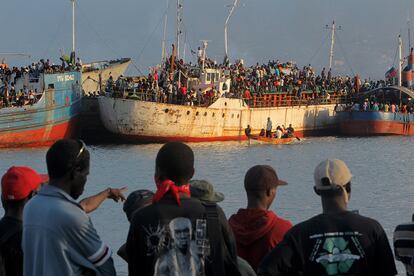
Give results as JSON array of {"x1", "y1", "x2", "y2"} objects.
[{"x1": 0, "y1": 137, "x2": 413, "y2": 275}]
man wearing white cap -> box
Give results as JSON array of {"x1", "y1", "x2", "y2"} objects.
[{"x1": 258, "y1": 159, "x2": 397, "y2": 276}]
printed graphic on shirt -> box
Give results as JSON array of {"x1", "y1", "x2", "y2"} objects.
[
  {"x1": 309, "y1": 232, "x2": 365, "y2": 275},
  {"x1": 145, "y1": 217, "x2": 210, "y2": 276}
]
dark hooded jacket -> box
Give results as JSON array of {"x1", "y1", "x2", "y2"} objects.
[{"x1": 229, "y1": 208, "x2": 292, "y2": 271}]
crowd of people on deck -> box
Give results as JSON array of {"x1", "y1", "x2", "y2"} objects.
[
  {"x1": 106, "y1": 55, "x2": 386, "y2": 108},
  {"x1": 1, "y1": 139, "x2": 413, "y2": 276},
  {"x1": 106, "y1": 73, "x2": 221, "y2": 107},
  {"x1": 342, "y1": 98, "x2": 414, "y2": 114},
  {"x1": 0, "y1": 56, "x2": 82, "y2": 109}
]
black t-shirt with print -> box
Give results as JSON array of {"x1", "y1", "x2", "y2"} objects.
[
  {"x1": 126, "y1": 194, "x2": 240, "y2": 276},
  {"x1": 0, "y1": 216, "x2": 23, "y2": 276},
  {"x1": 258, "y1": 211, "x2": 397, "y2": 276}
]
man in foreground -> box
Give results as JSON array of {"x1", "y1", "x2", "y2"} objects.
[
  {"x1": 23, "y1": 139, "x2": 116, "y2": 276},
  {"x1": 258, "y1": 159, "x2": 397, "y2": 276},
  {"x1": 126, "y1": 142, "x2": 240, "y2": 275},
  {"x1": 0, "y1": 166, "x2": 47, "y2": 276},
  {"x1": 229, "y1": 165, "x2": 292, "y2": 271}
]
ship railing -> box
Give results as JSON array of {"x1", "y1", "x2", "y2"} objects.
[
  {"x1": 106, "y1": 89, "x2": 218, "y2": 107},
  {"x1": 245, "y1": 94, "x2": 350, "y2": 108}
]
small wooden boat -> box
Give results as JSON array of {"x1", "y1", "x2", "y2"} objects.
[{"x1": 248, "y1": 135, "x2": 297, "y2": 145}]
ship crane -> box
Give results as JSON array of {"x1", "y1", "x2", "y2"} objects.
[
  {"x1": 224, "y1": 0, "x2": 239, "y2": 64},
  {"x1": 325, "y1": 21, "x2": 342, "y2": 71}
]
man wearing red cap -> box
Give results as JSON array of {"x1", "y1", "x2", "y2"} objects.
[
  {"x1": 0, "y1": 166, "x2": 47, "y2": 276},
  {"x1": 229, "y1": 165, "x2": 292, "y2": 271}
]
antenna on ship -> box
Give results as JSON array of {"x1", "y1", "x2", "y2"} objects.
[
  {"x1": 200, "y1": 40, "x2": 210, "y2": 71},
  {"x1": 325, "y1": 21, "x2": 341, "y2": 71},
  {"x1": 224, "y1": 0, "x2": 239, "y2": 64}
]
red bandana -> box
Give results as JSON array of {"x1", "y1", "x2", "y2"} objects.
[{"x1": 153, "y1": 179, "x2": 191, "y2": 206}]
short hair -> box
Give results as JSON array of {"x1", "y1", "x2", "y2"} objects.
[
  {"x1": 155, "y1": 142, "x2": 194, "y2": 185},
  {"x1": 46, "y1": 139, "x2": 90, "y2": 179}
]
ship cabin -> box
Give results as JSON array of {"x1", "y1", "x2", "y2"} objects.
[{"x1": 188, "y1": 68, "x2": 231, "y2": 96}]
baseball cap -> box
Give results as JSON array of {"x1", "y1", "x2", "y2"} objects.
[
  {"x1": 314, "y1": 159, "x2": 352, "y2": 191},
  {"x1": 1, "y1": 166, "x2": 48, "y2": 201},
  {"x1": 189, "y1": 179, "x2": 224, "y2": 203},
  {"x1": 244, "y1": 165, "x2": 287, "y2": 191},
  {"x1": 123, "y1": 189, "x2": 154, "y2": 221}
]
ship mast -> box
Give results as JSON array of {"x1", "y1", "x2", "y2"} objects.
[
  {"x1": 408, "y1": 13, "x2": 412, "y2": 54},
  {"x1": 71, "y1": 0, "x2": 76, "y2": 53},
  {"x1": 224, "y1": 0, "x2": 239, "y2": 64},
  {"x1": 176, "y1": 0, "x2": 183, "y2": 60},
  {"x1": 329, "y1": 21, "x2": 335, "y2": 71},
  {"x1": 176, "y1": 0, "x2": 183, "y2": 87},
  {"x1": 161, "y1": 0, "x2": 169, "y2": 63},
  {"x1": 398, "y1": 34, "x2": 403, "y2": 87}
]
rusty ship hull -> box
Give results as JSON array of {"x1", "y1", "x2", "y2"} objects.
[{"x1": 98, "y1": 97, "x2": 338, "y2": 143}]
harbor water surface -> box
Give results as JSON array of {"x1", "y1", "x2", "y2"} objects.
[{"x1": 0, "y1": 137, "x2": 412, "y2": 275}]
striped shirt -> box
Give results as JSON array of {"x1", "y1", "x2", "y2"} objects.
[
  {"x1": 394, "y1": 217, "x2": 414, "y2": 276},
  {"x1": 23, "y1": 185, "x2": 115, "y2": 276}
]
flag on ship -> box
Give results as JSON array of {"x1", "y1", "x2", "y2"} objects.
[{"x1": 385, "y1": 67, "x2": 397, "y2": 79}]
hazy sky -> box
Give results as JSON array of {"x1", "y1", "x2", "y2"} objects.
[{"x1": 2, "y1": 0, "x2": 414, "y2": 79}]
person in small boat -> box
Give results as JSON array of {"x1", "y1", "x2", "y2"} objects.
[
  {"x1": 266, "y1": 118, "x2": 272, "y2": 138},
  {"x1": 286, "y1": 124, "x2": 295, "y2": 138},
  {"x1": 245, "y1": 125, "x2": 252, "y2": 137},
  {"x1": 274, "y1": 126, "x2": 283, "y2": 139},
  {"x1": 259, "y1": 129, "x2": 265, "y2": 137}
]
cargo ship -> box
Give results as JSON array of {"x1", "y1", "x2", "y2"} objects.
[
  {"x1": 0, "y1": 69, "x2": 82, "y2": 148},
  {"x1": 98, "y1": 88, "x2": 342, "y2": 143},
  {"x1": 338, "y1": 35, "x2": 414, "y2": 136},
  {"x1": 98, "y1": 5, "x2": 348, "y2": 143}
]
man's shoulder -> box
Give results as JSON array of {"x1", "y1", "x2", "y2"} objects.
[
  {"x1": 272, "y1": 212, "x2": 293, "y2": 229},
  {"x1": 289, "y1": 212, "x2": 384, "y2": 236},
  {"x1": 132, "y1": 197, "x2": 207, "y2": 222},
  {"x1": 25, "y1": 194, "x2": 88, "y2": 228}
]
